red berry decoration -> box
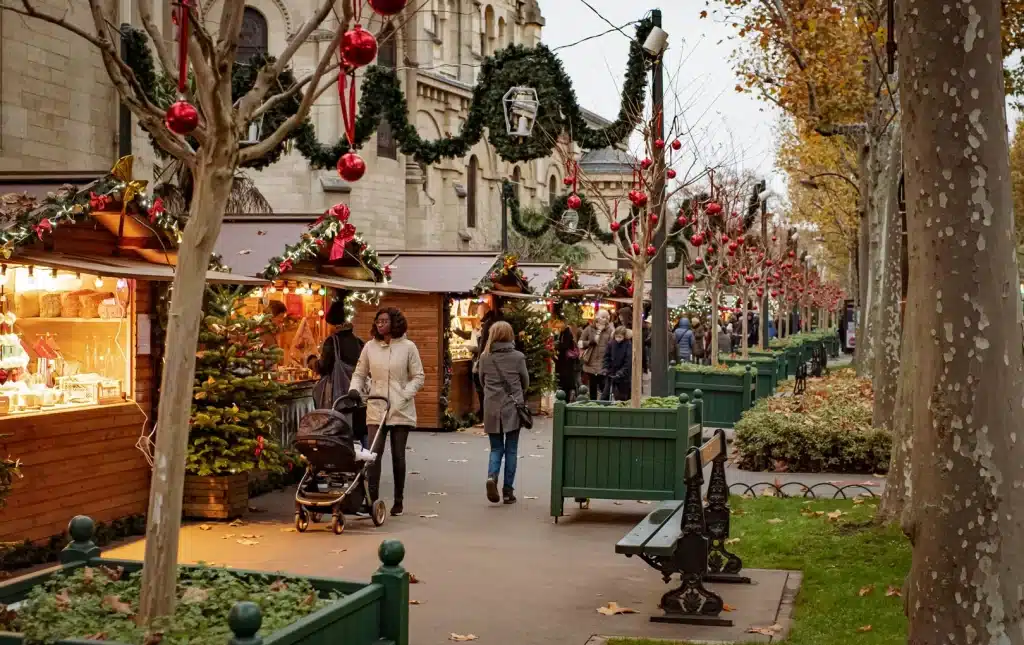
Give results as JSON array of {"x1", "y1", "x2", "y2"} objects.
[
  {"x1": 647, "y1": 244, "x2": 657, "y2": 256},
  {"x1": 632, "y1": 242, "x2": 641, "y2": 255},
  {"x1": 566, "y1": 194, "x2": 582, "y2": 210},
  {"x1": 771, "y1": 235, "x2": 778, "y2": 241},
  {"x1": 695, "y1": 257, "x2": 704, "y2": 266},
  {"x1": 610, "y1": 221, "x2": 621, "y2": 232},
  {"x1": 654, "y1": 139, "x2": 665, "y2": 150},
  {"x1": 671, "y1": 139, "x2": 682, "y2": 150},
  {"x1": 649, "y1": 213, "x2": 659, "y2": 225},
  {"x1": 705, "y1": 201, "x2": 723, "y2": 215},
  {"x1": 771, "y1": 290, "x2": 779, "y2": 297},
  {"x1": 640, "y1": 158, "x2": 654, "y2": 170},
  {"x1": 729, "y1": 278, "x2": 737, "y2": 285},
  {"x1": 368, "y1": 0, "x2": 408, "y2": 15},
  {"x1": 667, "y1": 169, "x2": 677, "y2": 179},
  {"x1": 341, "y1": 25, "x2": 378, "y2": 67},
  {"x1": 721, "y1": 234, "x2": 730, "y2": 243},
  {"x1": 765, "y1": 259, "x2": 774, "y2": 266},
  {"x1": 677, "y1": 215, "x2": 688, "y2": 226},
  {"x1": 563, "y1": 177, "x2": 574, "y2": 186},
  {"x1": 685, "y1": 273, "x2": 696, "y2": 283},
  {"x1": 165, "y1": 100, "x2": 199, "y2": 135},
  {"x1": 728, "y1": 242, "x2": 739, "y2": 252},
  {"x1": 788, "y1": 250, "x2": 796, "y2": 257},
  {"x1": 337, "y1": 152, "x2": 367, "y2": 182}
]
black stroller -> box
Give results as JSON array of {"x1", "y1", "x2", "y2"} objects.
[{"x1": 293, "y1": 394, "x2": 390, "y2": 534}]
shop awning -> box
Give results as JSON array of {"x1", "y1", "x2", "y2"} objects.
[
  {"x1": 383, "y1": 253, "x2": 499, "y2": 293},
  {"x1": 13, "y1": 251, "x2": 266, "y2": 286},
  {"x1": 490, "y1": 289, "x2": 543, "y2": 301},
  {"x1": 280, "y1": 270, "x2": 424, "y2": 294}
]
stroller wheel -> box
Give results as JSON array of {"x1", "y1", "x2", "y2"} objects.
[
  {"x1": 310, "y1": 512, "x2": 323, "y2": 523},
  {"x1": 371, "y1": 500, "x2": 387, "y2": 527},
  {"x1": 331, "y1": 514, "x2": 345, "y2": 535},
  {"x1": 295, "y1": 511, "x2": 309, "y2": 533}
]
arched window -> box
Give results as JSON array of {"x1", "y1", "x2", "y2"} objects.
[
  {"x1": 236, "y1": 7, "x2": 268, "y2": 64},
  {"x1": 511, "y1": 166, "x2": 521, "y2": 202},
  {"x1": 548, "y1": 175, "x2": 557, "y2": 205},
  {"x1": 377, "y1": 25, "x2": 398, "y2": 159},
  {"x1": 467, "y1": 156, "x2": 479, "y2": 228},
  {"x1": 498, "y1": 17, "x2": 506, "y2": 50},
  {"x1": 483, "y1": 6, "x2": 495, "y2": 55}
]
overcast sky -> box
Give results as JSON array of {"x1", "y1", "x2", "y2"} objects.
[{"x1": 540, "y1": 1, "x2": 785, "y2": 191}]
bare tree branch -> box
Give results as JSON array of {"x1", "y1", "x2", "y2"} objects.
[
  {"x1": 249, "y1": 61, "x2": 342, "y2": 120},
  {"x1": 135, "y1": 0, "x2": 178, "y2": 83}
]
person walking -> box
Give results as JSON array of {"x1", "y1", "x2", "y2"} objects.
[
  {"x1": 349, "y1": 307, "x2": 425, "y2": 517},
  {"x1": 311, "y1": 298, "x2": 367, "y2": 437},
  {"x1": 603, "y1": 326, "x2": 632, "y2": 402},
  {"x1": 555, "y1": 319, "x2": 579, "y2": 401},
  {"x1": 718, "y1": 323, "x2": 733, "y2": 355},
  {"x1": 578, "y1": 310, "x2": 613, "y2": 399},
  {"x1": 478, "y1": 321, "x2": 529, "y2": 505},
  {"x1": 674, "y1": 317, "x2": 696, "y2": 363}
]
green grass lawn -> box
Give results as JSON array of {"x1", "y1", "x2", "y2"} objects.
[{"x1": 608, "y1": 496, "x2": 910, "y2": 645}]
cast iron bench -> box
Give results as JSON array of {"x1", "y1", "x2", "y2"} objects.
[{"x1": 615, "y1": 429, "x2": 749, "y2": 626}]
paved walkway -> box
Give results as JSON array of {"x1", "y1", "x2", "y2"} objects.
[{"x1": 102, "y1": 417, "x2": 879, "y2": 644}]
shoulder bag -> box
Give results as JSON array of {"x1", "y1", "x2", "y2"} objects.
[{"x1": 492, "y1": 356, "x2": 533, "y2": 430}]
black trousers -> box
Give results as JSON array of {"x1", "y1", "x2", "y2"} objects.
[{"x1": 367, "y1": 424, "x2": 411, "y2": 502}]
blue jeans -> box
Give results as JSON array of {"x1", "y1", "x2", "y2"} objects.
[{"x1": 487, "y1": 430, "x2": 520, "y2": 491}]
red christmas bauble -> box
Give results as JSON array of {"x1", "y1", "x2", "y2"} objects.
[
  {"x1": 337, "y1": 152, "x2": 367, "y2": 181},
  {"x1": 632, "y1": 242, "x2": 641, "y2": 255},
  {"x1": 721, "y1": 234, "x2": 730, "y2": 243},
  {"x1": 690, "y1": 234, "x2": 702, "y2": 246},
  {"x1": 695, "y1": 257, "x2": 704, "y2": 266},
  {"x1": 165, "y1": 100, "x2": 199, "y2": 135},
  {"x1": 628, "y1": 285, "x2": 635, "y2": 296},
  {"x1": 368, "y1": 0, "x2": 408, "y2": 16},
  {"x1": 667, "y1": 169, "x2": 677, "y2": 179},
  {"x1": 647, "y1": 245, "x2": 657, "y2": 256},
  {"x1": 685, "y1": 273, "x2": 695, "y2": 283},
  {"x1": 765, "y1": 259, "x2": 774, "y2": 266},
  {"x1": 649, "y1": 213, "x2": 659, "y2": 225},
  {"x1": 729, "y1": 278, "x2": 737, "y2": 285},
  {"x1": 757, "y1": 288, "x2": 765, "y2": 296},
  {"x1": 563, "y1": 177, "x2": 574, "y2": 186},
  {"x1": 677, "y1": 215, "x2": 688, "y2": 226},
  {"x1": 633, "y1": 192, "x2": 649, "y2": 207},
  {"x1": 341, "y1": 25, "x2": 378, "y2": 67},
  {"x1": 640, "y1": 157, "x2": 654, "y2": 170},
  {"x1": 771, "y1": 235, "x2": 778, "y2": 242},
  {"x1": 671, "y1": 139, "x2": 682, "y2": 150},
  {"x1": 654, "y1": 139, "x2": 665, "y2": 150},
  {"x1": 566, "y1": 194, "x2": 582, "y2": 210},
  {"x1": 705, "y1": 201, "x2": 723, "y2": 215},
  {"x1": 771, "y1": 290, "x2": 779, "y2": 297},
  {"x1": 728, "y1": 242, "x2": 739, "y2": 252},
  {"x1": 610, "y1": 221, "x2": 621, "y2": 232},
  {"x1": 740, "y1": 268, "x2": 748, "y2": 275},
  {"x1": 788, "y1": 250, "x2": 796, "y2": 258},
  {"x1": 738, "y1": 236, "x2": 745, "y2": 244}
]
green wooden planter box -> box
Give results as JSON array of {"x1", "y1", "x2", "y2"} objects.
[
  {"x1": 749, "y1": 350, "x2": 788, "y2": 381},
  {"x1": 721, "y1": 356, "x2": 777, "y2": 399},
  {"x1": 550, "y1": 391, "x2": 703, "y2": 520},
  {"x1": 668, "y1": 365, "x2": 755, "y2": 429},
  {"x1": 0, "y1": 517, "x2": 409, "y2": 645}
]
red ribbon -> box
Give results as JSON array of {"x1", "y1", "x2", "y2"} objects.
[
  {"x1": 33, "y1": 219, "x2": 52, "y2": 240},
  {"x1": 278, "y1": 259, "x2": 293, "y2": 274},
  {"x1": 330, "y1": 223, "x2": 357, "y2": 261},
  {"x1": 148, "y1": 197, "x2": 165, "y2": 223},
  {"x1": 254, "y1": 435, "x2": 265, "y2": 458},
  {"x1": 175, "y1": 0, "x2": 192, "y2": 93}
]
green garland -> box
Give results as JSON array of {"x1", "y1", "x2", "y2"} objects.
[
  {"x1": 505, "y1": 181, "x2": 618, "y2": 245},
  {"x1": 546, "y1": 264, "x2": 581, "y2": 295},
  {"x1": 295, "y1": 19, "x2": 653, "y2": 167},
  {"x1": 474, "y1": 253, "x2": 530, "y2": 294},
  {"x1": 123, "y1": 27, "x2": 309, "y2": 170}
]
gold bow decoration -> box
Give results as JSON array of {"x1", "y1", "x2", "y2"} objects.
[{"x1": 110, "y1": 155, "x2": 148, "y2": 216}]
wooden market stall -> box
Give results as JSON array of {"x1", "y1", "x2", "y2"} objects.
[
  {"x1": 0, "y1": 163, "x2": 260, "y2": 545},
  {"x1": 350, "y1": 252, "x2": 535, "y2": 430}
]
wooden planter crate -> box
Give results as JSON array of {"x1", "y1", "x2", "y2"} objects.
[
  {"x1": 550, "y1": 392, "x2": 702, "y2": 521},
  {"x1": 668, "y1": 366, "x2": 755, "y2": 429},
  {"x1": 721, "y1": 357, "x2": 777, "y2": 399},
  {"x1": 0, "y1": 516, "x2": 409, "y2": 645},
  {"x1": 183, "y1": 473, "x2": 248, "y2": 520},
  {"x1": 749, "y1": 350, "x2": 788, "y2": 381}
]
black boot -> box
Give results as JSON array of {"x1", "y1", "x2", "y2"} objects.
[
  {"x1": 486, "y1": 478, "x2": 500, "y2": 503},
  {"x1": 503, "y1": 488, "x2": 516, "y2": 505}
]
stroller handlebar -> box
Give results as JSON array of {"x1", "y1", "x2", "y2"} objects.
[{"x1": 332, "y1": 394, "x2": 392, "y2": 416}]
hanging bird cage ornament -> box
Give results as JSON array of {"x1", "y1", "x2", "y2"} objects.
[
  {"x1": 503, "y1": 87, "x2": 539, "y2": 138},
  {"x1": 560, "y1": 209, "x2": 580, "y2": 232},
  {"x1": 666, "y1": 245, "x2": 677, "y2": 265},
  {"x1": 241, "y1": 114, "x2": 265, "y2": 145}
]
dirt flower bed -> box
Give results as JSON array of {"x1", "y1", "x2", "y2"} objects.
[
  {"x1": 2, "y1": 564, "x2": 338, "y2": 644},
  {"x1": 734, "y1": 369, "x2": 890, "y2": 473}
]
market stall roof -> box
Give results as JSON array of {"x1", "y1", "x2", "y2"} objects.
[
  {"x1": 281, "y1": 269, "x2": 424, "y2": 294},
  {"x1": 214, "y1": 220, "x2": 308, "y2": 277},
  {"x1": 380, "y1": 252, "x2": 499, "y2": 293},
  {"x1": 519, "y1": 263, "x2": 560, "y2": 293},
  {"x1": 13, "y1": 250, "x2": 266, "y2": 285}
]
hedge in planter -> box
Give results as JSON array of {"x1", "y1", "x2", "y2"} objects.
[
  {"x1": 0, "y1": 516, "x2": 409, "y2": 645},
  {"x1": 720, "y1": 354, "x2": 778, "y2": 399},
  {"x1": 550, "y1": 391, "x2": 702, "y2": 520},
  {"x1": 749, "y1": 349, "x2": 789, "y2": 381},
  {"x1": 668, "y1": 363, "x2": 755, "y2": 429},
  {"x1": 732, "y1": 371, "x2": 889, "y2": 473}
]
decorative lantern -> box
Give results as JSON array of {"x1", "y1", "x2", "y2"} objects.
[
  {"x1": 561, "y1": 209, "x2": 579, "y2": 232},
  {"x1": 502, "y1": 87, "x2": 539, "y2": 138},
  {"x1": 666, "y1": 245, "x2": 676, "y2": 265},
  {"x1": 241, "y1": 114, "x2": 264, "y2": 145}
]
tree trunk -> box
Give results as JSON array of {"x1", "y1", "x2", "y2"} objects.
[
  {"x1": 138, "y1": 147, "x2": 236, "y2": 623},
  {"x1": 710, "y1": 283, "x2": 720, "y2": 366},
  {"x1": 897, "y1": 1, "x2": 1024, "y2": 641},
  {"x1": 630, "y1": 262, "x2": 644, "y2": 407},
  {"x1": 741, "y1": 285, "x2": 749, "y2": 358}
]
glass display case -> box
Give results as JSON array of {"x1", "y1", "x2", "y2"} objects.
[{"x1": 0, "y1": 263, "x2": 132, "y2": 415}]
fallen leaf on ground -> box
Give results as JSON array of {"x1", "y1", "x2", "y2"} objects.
[
  {"x1": 83, "y1": 567, "x2": 95, "y2": 584},
  {"x1": 885, "y1": 585, "x2": 902, "y2": 597},
  {"x1": 143, "y1": 632, "x2": 163, "y2": 645},
  {"x1": 637, "y1": 500, "x2": 652, "y2": 505},
  {"x1": 301, "y1": 593, "x2": 317, "y2": 606},
  {"x1": 613, "y1": 501, "x2": 624, "y2": 506},
  {"x1": 240, "y1": 534, "x2": 261, "y2": 539},
  {"x1": 181, "y1": 587, "x2": 209, "y2": 604},
  {"x1": 766, "y1": 518, "x2": 784, "y2": 524},
  {"x1": 529, "y1": 454, "x2": 544, "y2": 458},
  {"x1": 858, "y1": 585, "x2": 874, "y2": 597},
  {"x1": 222, "y1": 534, "x2": 236, "y2": 539},
  {"x1": 83, "y1": 634, "x2": 108, "y2": 641},
  {"x1": 99, "y1": 565, "x2": 124, "y2": 581},
  {"x1": 102, "y1": 595, "x2": 133, "y2": 615},
  {"x1": 248, "y1": 506, "x2": 266, "y2": 513},
  {"x1": 236, "y1": 539, "x2": 259, "y2": 546},
  {"x1": 281, "y1": 528, "x2": 297, "y2": 532},
  {"x1": 725, "y1": 537, "x2": 741, "y2": 545},
  {"x1": 228, "y1": 519, "x2": 245, "y2": 527},
  {"x1": 761, "y1": 487, "x2": 777, "y2": 497},
  {"x1": 853, "y1": 498, "x2": 865, "y2": 505},
  {"x1": 826, "y1": 510, "x2": 844, "y2": 521},
  {"x1": 447, "y1": 459, "x2": 468, "y2": 464},
  {"x1": 410, "y1": 470, "x2": 422, "y2": 475},
  {"x1": 329, "y1": 548, "x2": 347, "y2": 554},
  {"x1": 858, "y1": 625, "x2": 873, "y2": 632},
  {"x1": 409, "y1": 573, "x2": 421, "y2": 584},
  {"x1": 427, "y1": 491, "x2": 447, "y2": 496},
  {"x1": 419, "y1": 514, "x2": 439, "y2": 519},
  {"x1": 747, "y1": 623, "x2": 783, "y2": 635},
  {"x1": 198, "y1": 524, "x2": 212, "y2": 531},
  {"x1": 597, "y1": 601, "x2": 638, "y2": 615},
  {"x1": 449, "y1": 634, "x2": 477, "y2": 642},
  {"x1": 269, "y1": 579, "x2": 288, "y2": 592},
  {"x1": 409, "y1": 599, "x2": 422, "y2": 605},
  {"x1": 723, "y1": 603, "x2": 736, "y2": 612},
  {"x1": 450, "y1": 441, "x2": 467, "y2": 445},
  {"x1": 55, "y1": 589, "x2": 71, "y2": 611},
  {"x1": 730, "y1": 509, "x2": 746, "y2": 516}
]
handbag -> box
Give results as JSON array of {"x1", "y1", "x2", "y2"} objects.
[{"x1": 493, "y1": 360, "x2": 533, "y2": 430}]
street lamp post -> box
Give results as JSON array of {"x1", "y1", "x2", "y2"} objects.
[{"x1": 649, "y1": 8, "x2": 670, "y2": 396}]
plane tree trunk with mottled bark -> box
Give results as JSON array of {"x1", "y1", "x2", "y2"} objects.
[{"x1": 897, "y1": 0, "x2": 1024, "y2": 641}]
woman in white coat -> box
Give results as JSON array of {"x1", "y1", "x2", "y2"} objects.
[{"x1": 350, "y1": 307, "x2": 425, "y2": 517}]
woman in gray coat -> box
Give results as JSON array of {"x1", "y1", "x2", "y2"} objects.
[{"x1": 477, "y1": 320, "x2": 529, "y2": 505}]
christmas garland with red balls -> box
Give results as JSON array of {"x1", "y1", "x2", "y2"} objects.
[
  {"x1": 474, "y1": 254, "x2": 530, "y2": 295},
  {"x1": 546, "y1": 264, "x2": 582, "y2": 296}
]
